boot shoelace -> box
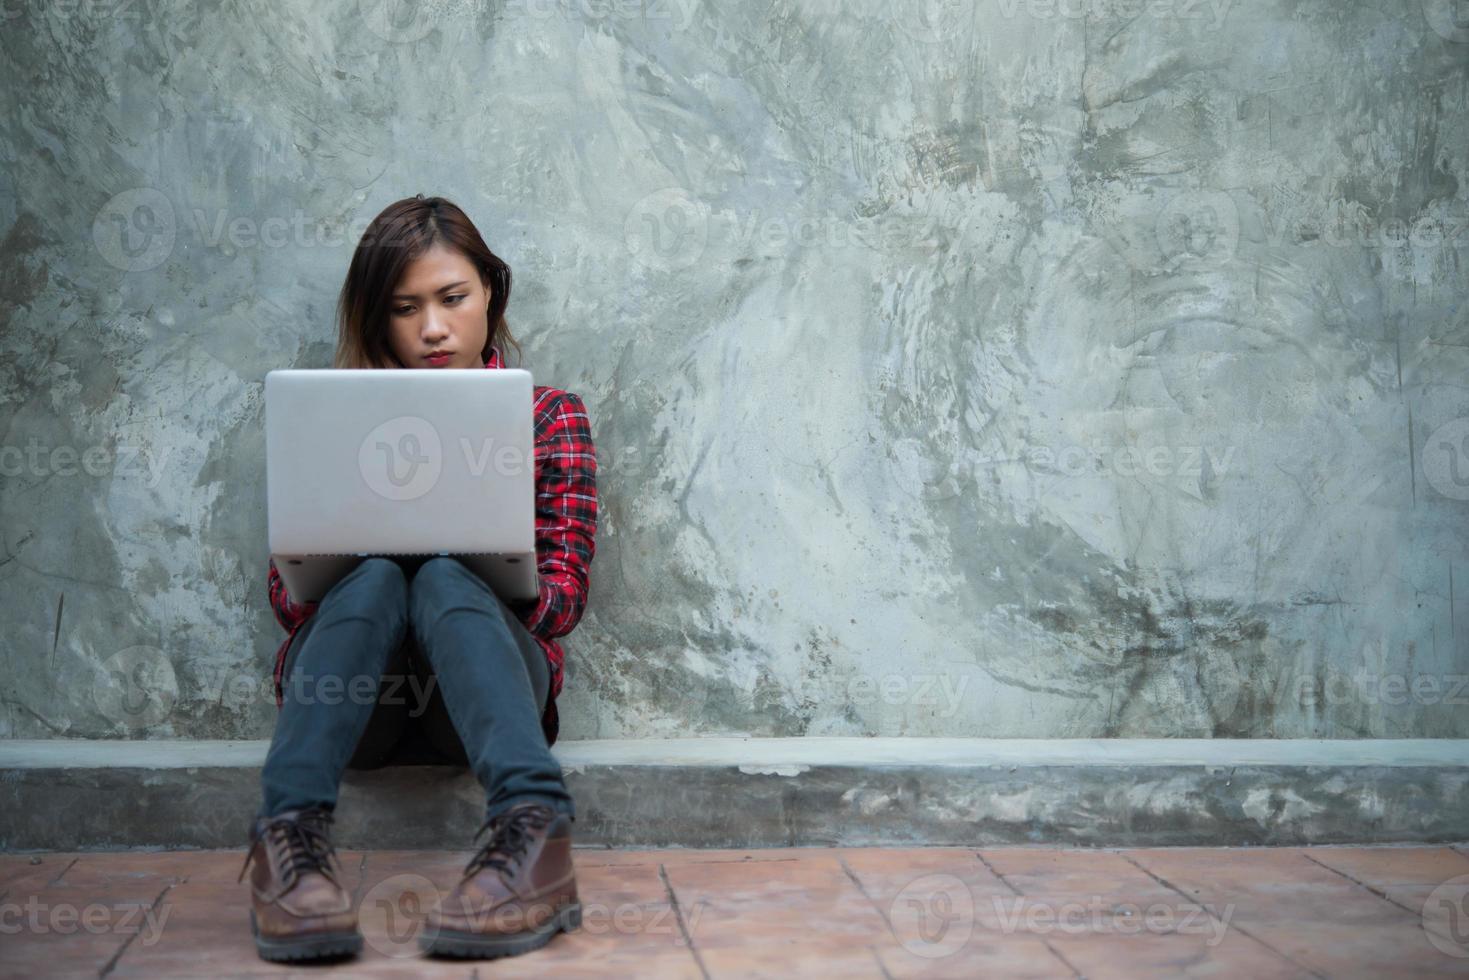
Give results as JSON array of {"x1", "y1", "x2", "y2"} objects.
[
  {"x1": 463, "y1": 805, "x2": 555, "y2": 879},
  {"x1": 236, "y1": 808, "x2": 340, "y2": 888}
]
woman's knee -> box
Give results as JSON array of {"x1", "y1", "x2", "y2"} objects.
[
  {"x1": 324, "y1": 557, "x2": 409, "y2": 619},
  {"x1": 409, "y1": 557, "x2": 500, "y2": 626},
  {"x1": 411, "y1": 555, "x2": 479, "y2": 591}
]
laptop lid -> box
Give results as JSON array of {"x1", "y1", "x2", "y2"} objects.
[{"x1": 265, "y1": 368, "x2": 538, "y2": 603}]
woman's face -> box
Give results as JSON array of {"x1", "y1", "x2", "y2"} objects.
[{"x1": 384, "y1": 242, "x2": 490, "y2": 369}]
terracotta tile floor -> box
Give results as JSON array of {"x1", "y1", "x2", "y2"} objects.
[{"x1": 2, "y1": 843, "x2": 1467, "y2": 978}]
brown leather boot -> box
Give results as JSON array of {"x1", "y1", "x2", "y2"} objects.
[
  {"x1": 236, "y1": 805, "x2": 363, "y2": 962},
  {"x1": 420, "y1": 801, "x2": 581, "y2": 958}
]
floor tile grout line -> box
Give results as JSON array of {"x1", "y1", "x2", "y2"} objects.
[
  {"x1": 834, "y1": 856, "x2": 943, "y2": 979},
  {"x1": 0, "y1": 856, "x2": 81, "y2": 896},
  {"x1": 97, "y1": 879, "x2": 174, "y2": 979},
  {"x1": 577, "y1": 855, "x2": 803, "y2": 869},
  {"x1": 1299, "y1": 853, "x2": 1422, "y2": 916},
  {"x1": 836, "y1": 854, "x2": 902, "y2": 948},
  {"x1": 974, "y1": 851, "x2": 1083, "y2": 979},
  {"x1": 1120, "y1": 854, "x2": 1326, "y2": 980},
  {"x1": 49, "y1": 856, "x2": 80, "y2": 887},
  {"x1": 352, "y1": 851, "x2": 369, "y2": 895},
  {"x1": 835, "y1": 853, "x2": 915, "y2": 979},
  {"x1": 1301, "y1": 853, "x2": 1455, "y2": 943},
  {"x1": 867, "y1": 943, "x2": 896, "y2": 980},
  {"x1": 973, "y1": 852, "x2": 1024, "y2": 898},
  {"x1": 658, "y1": 862, "x2": 710, "y2": 980}
]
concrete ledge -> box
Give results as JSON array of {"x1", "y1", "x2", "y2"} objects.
[{"x1": 3, "y1": 738, "x2": 1467, "y2": 850}]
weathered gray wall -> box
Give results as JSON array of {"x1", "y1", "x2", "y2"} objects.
[{"x1": 1, "y1": 1, "x2": 1465, "y2": 742}]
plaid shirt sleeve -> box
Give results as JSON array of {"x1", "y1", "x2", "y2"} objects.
[
  {"x1": 518, "y1": 391, "x2": 598, "y2": 638},
  {"x1": 267, "y1": 556, "x2": 318, "y2": 632}
]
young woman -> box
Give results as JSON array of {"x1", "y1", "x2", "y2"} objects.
[{"x1": 237, "y1": 195, "x2": 596, "y2": 963}]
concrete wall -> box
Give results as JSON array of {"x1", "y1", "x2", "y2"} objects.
[{"x1": 1, "y1": 1, "x2": 1465, "y2": 742}]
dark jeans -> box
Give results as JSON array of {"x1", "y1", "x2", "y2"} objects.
[{"x1": 257, "y1": 556, "x2": 574, "y2": 824}]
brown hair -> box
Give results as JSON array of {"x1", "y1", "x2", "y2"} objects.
[{"x1": 333, "y1": 195, "x2": 522, "y2": 369}]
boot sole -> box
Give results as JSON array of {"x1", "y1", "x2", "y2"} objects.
[
  {"x1": 250, "y1": 909, "x2": 363, "y2": 962},
  {"x1": 420, "y1": 901, "x2": 582, "y2": 959}
]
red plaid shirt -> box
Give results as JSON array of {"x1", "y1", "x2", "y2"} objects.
[{"x1": 267, "y1": 345, "x2": 596, "y2": 746}]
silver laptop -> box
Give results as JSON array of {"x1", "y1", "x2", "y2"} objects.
[{"x1": 265, "y1": 368, "x2": 539, "y2": 605}]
